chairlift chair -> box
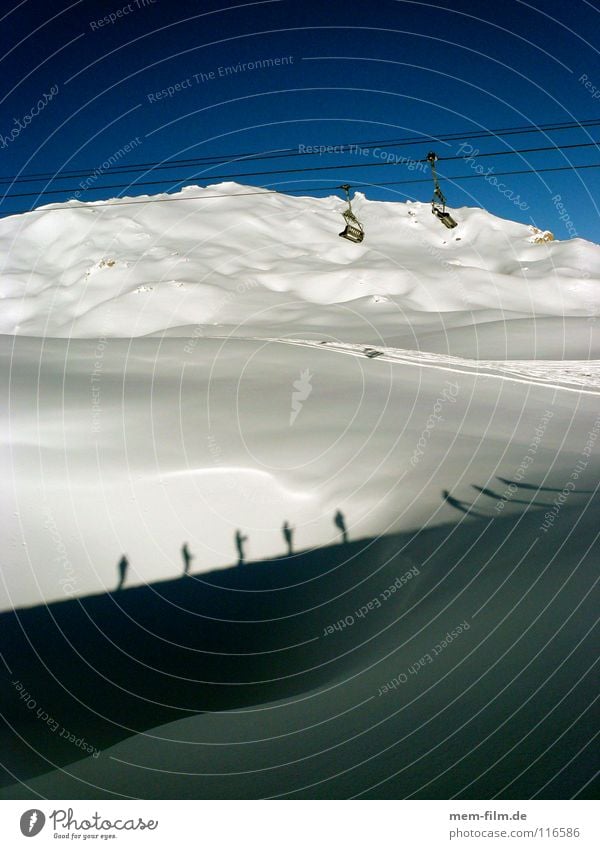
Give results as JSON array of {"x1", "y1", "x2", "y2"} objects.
[
  {"x1": 426, "y1": 152, "x2": 458, "y2": 229},
  {"x1": 339, "y1": 184, "x2": 365, "y2": 243}
]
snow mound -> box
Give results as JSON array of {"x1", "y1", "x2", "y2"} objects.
[{"x1": 1, "y1": 183, "x2": 599, "y2": 344}]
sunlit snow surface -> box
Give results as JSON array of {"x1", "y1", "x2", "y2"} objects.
[
  {"x1": 1, "y1": 183, "x2": 599, "y2": 609},
  {"x1": 0, "y1": 185, "x2": 599, "y2": 799},
  {"x1": 2, "y1": 182, "x2": 599, "y2": 345}
]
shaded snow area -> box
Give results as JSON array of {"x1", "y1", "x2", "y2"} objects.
[{"x1": 0, "y1": 184, "x2": 598, "y2": 799}]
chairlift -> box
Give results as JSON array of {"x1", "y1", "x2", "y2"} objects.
[
  {"x1": 338, "y1": 184, "x2": 365, "y2": 243},
  {"x1": 426, "y1": 152, "x2": 458, "y2": 229}
]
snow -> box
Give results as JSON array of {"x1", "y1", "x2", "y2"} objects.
[
  {"x1": 1, "y1": 183, "x2": 599, "y2": 351},
  {"x1": 1, "y1": 496, "x2": 597, "y2": 798},
  {"x1": 2, "y1": 184, "x2": 599, "y2": 611},
  {"x1": 0, "y1": 184, "x2": 598, "y2": 798}
]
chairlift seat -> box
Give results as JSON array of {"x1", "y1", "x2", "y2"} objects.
[
  {"x1": 432, "y1": 207, "x2": 458, "y2": 229},
  {"x1": 339, "y1": 223, "x2": 364, "y2": 243}
]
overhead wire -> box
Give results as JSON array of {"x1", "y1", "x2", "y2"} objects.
[
  {"x1": 1, "y1": 116, "x2": 599, "y2": 186},
  {"x1": 2, "y1": 141, "x2": 599, "y2": 200},
  {"x1": 2, "y1": 161, "x2": 599, "y2": 217}
]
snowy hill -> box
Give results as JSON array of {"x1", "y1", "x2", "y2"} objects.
[{"x1": 2, "y1": 182, "x2": 599, "y2": 357}]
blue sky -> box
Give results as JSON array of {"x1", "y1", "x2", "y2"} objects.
[{"x1": 2, "y1": 0, "x2": 599, "y2": 240}]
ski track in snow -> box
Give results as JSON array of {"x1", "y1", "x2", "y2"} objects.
[{"x1": 224, "y1": 336, "x2": 600, "y2": 395}]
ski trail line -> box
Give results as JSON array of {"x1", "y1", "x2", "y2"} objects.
[{"x1": 209, "y1": 336, "x2": 600, "y2": 396}]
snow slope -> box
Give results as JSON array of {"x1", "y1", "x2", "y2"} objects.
[
  {"x1": 1, "y1": 182, "x2": 599, "y2": 357},
  {"x1": 1, "y1": 184, "x2": 599, "y2": 612},
  {"x1": 1, "y1": 499, "x2": 597, "y2": 799},
  {"x1": 3, "y1": 331, "x2": 599, "y2": 612},
  {"x1": 1, "y1": 185, "x2": 599, "y2": 799}
]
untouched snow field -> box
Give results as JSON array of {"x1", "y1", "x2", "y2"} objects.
[{"x1": 0, "y1": 184, "x2": 598, "y2": 799}]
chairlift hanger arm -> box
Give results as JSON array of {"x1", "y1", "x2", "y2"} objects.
[
  {"x1": 427, "y1": 151, "x2": 446, "y2": 207},
  {"x1": 340, "y1": 183, "x2": 354, "y2": 212},
  {"x1": 427, "y1": 151, "x2": 458, "y2": 228},
  {"x1": 434, "y1": 184, "x2": 447, "y2": 205}
]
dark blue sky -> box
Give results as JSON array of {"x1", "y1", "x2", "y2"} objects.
[{"x1": 2, "y1": 0, "x2": 599, "y2": 240}]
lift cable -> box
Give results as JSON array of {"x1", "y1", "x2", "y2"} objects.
[
  {"x1": 3, "y1": 141, "x2": 598, "y2": 200},
  {"x1": 2, "y1": 161, "x2": 599, "y2": 218},
  {"x1": 1, "y1": 116, "x2": 599, "y2": 186}
]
